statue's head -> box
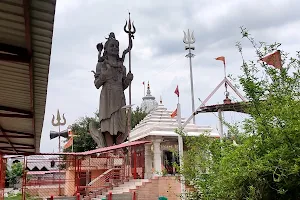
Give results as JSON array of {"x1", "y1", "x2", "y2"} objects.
[
  {"x1": 104, "y1": 32, "x2": 119, "y2": 57},
  {"x1": 108, "y1": 32, "x2": 115, "y2": 39}
]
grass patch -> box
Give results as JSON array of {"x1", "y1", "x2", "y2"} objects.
[
  {"x1": 5, "y1": 192, "x2": 41, "y2": 200},
  {"x1": 5, "y1": 193, "x2": 22, "y2": 200}
]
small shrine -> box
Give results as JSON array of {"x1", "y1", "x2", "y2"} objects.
[{"x1": 129, "y1": 102, "x2": 219, "y2": 178}]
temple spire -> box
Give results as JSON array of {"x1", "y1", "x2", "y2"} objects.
[
  {"x1": 141, "y1": 81, "x2": 158, "y2": 113},
  {"x1": 146, "y1": 81, "x2": 151, "y2": 95}
]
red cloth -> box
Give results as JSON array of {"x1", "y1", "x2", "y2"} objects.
[
  {"x1": 215, "y1": 56, "x2": 226, "y2": 65},
  {"x1": 64, "y1": 136, "x2": 73, "y2": 149},
  {"x1": 260, "y1": 50, "x2": 282, "y2": 69},
  {"x1": 174, "y1": 85, "x2": 179, "y2": 97},
  {"x1": 170, "y1": 109, "x2": 177, "y2": 118}
]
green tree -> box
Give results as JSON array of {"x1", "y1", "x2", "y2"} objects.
[
  {"x1": 6, "y1": 162, "x2": 23, "y2": 187},
  {"x1": 179, "y1": 28, "x2": 300, "y2": 200},
  {"x1": 131, "y1": 106, "x2": 147, "y2": 129},
  {"x1": 64, "y1": 107, "x2": 147, "y2": 152},
  {"x1": 63, "y1": 114, "x2": 98, "y2": 153}
]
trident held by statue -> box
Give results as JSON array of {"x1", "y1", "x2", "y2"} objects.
[
  {"x1": 124, "y1": 12, "x2": 136, "y2": 37},
  {"x1": 123, "y1": 12, "x2": 136, "y2": 72},
  {"x1": 183, "y1": 29, "x2": 196, "y2": 124},
  {"x1": 123, "y1": 12, "x2": 136, "y2": 137}
]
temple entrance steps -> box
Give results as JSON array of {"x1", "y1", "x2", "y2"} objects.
[{"x1": 91, "y1": 179, "x2": 150, "y2": 200}]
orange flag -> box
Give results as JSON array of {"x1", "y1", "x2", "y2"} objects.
[
  {"x1": 64, "y1": 136, "x2": 73, "y2": 149},
  {"x1": 215, "y1": 56, "x2": 225, "y2": 65},
  {"x1": 170, "y1": 109, "x2": 177, "y2": 118},
  {"x1": 260, "y1": 50, "x2": 282, "y2": 69}
]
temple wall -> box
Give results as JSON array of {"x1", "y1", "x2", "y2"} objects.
[{"x1": 136, "y1": 176, "x2": 181, "y2": 200}]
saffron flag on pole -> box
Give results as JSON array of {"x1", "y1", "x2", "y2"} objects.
[
  {"x1": 174, "y1": 85, "x2": 179, "y2": 97},
  {"x1": 215, "y1": 56, "x2": 226, "y2": 65},
  {"x1": 260, "y1": 50, "x2": 282, "y2": 69},
  {"x1": 64, "y1": 136, "x2": 73, "y2": 149},
  {"x1": 170, "y1": 108, "x2": 177, "y2": 118}
]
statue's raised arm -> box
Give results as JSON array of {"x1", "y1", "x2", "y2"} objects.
[{"x1": 121, "y1": 36, "x2": 133, "y2": 62}]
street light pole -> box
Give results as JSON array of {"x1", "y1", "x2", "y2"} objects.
[{"x1": 183, "y1": 29, "x2": 196, "y2": 124}]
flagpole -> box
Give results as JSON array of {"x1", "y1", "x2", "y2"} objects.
[
  {"x1": 175, "y1": 85, "x2": 180, "y2": 104},
  {"x1": 144, "y1": 82, "x2": 145, "y2": 97},
  {"x1": 223, "y1": 61, "x2": 226, "y2": 79},
  {"x1": 177, "y1": 103, "x2": 185, "y2": 198},
  {"x1": 71, "y1": 136, "x2": 74, "y2": 152}
]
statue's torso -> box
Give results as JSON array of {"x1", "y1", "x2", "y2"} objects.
[
  {"x1": 97, "y1": 59, "x2": 126, "y2": 120},
  {"x1": 98, "y1": 59, "x2": 124, "y2": 87}
]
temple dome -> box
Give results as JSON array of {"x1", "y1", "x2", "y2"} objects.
[{"x1": 141, "y1": 82, "x2": 158, "y2": 113}]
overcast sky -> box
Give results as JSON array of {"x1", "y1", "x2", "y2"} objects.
[{"x1": 40, "y1": 0, "x2": 300, "y2": 152}]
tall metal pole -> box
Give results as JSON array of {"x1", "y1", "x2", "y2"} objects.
[
  {"x1": 58, "y1": 124, "x2": 61, "y2": 153},
  {"x1": 177, "y1": 103, "x2": 186, "y2": 198},
  {"x1": 51, "y1": 109, "x2": 66, "y2": 196},
  {"x1": 58, "y1": 123, "x2": 61, "y2": 196},
  {"x1": 183, "y1": 29, "x2": 196, "y2": 124},
  {"x1": 72, "y1": 137, "x2": 74, "y2": 152}
]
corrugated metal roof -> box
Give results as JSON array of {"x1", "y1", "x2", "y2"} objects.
[{"x1": 0, "y1": 0, "x2": 56, "y2": 154}]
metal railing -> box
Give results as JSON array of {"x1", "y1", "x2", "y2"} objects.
[{"x1": 19, "y1": 143, "x2": 147, "y2": 199}]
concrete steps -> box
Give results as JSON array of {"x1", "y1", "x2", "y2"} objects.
[{"x1": 91, "y1": 179, "x2": 150, "y2": 200}]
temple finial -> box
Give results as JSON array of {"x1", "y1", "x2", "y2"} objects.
[
  {"x1": 160, "y1": 96, "x2": 162, "y2": 104},
  {"x1": 146, "y1": 81, "x2": 151, "y2": 95}
]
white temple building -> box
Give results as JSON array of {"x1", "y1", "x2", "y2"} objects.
[{"x1": 130, "y1": 98, "x2": 219, "y2": 178}]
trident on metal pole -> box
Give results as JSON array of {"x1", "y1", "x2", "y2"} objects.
[
  {"x1": 183, "y1": 29, "x2": 196, "y2": 124},
  {"x1": 51, "y1": 109, "x2": 66, "y2": 196},
  {"x1": 51, "y1": 109, "x2": 66, "y2": 152},
  {"x1": 124, "y1": 12, "x2": 136, "y2": 137}
]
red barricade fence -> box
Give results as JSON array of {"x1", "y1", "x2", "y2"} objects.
[{"x1": 16, "y1": 143, "x2": 147, "y2": 199}]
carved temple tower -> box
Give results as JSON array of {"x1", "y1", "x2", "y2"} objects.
[{"x1": 141, "y1": 82, "x2": 158, "y2": 113}]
